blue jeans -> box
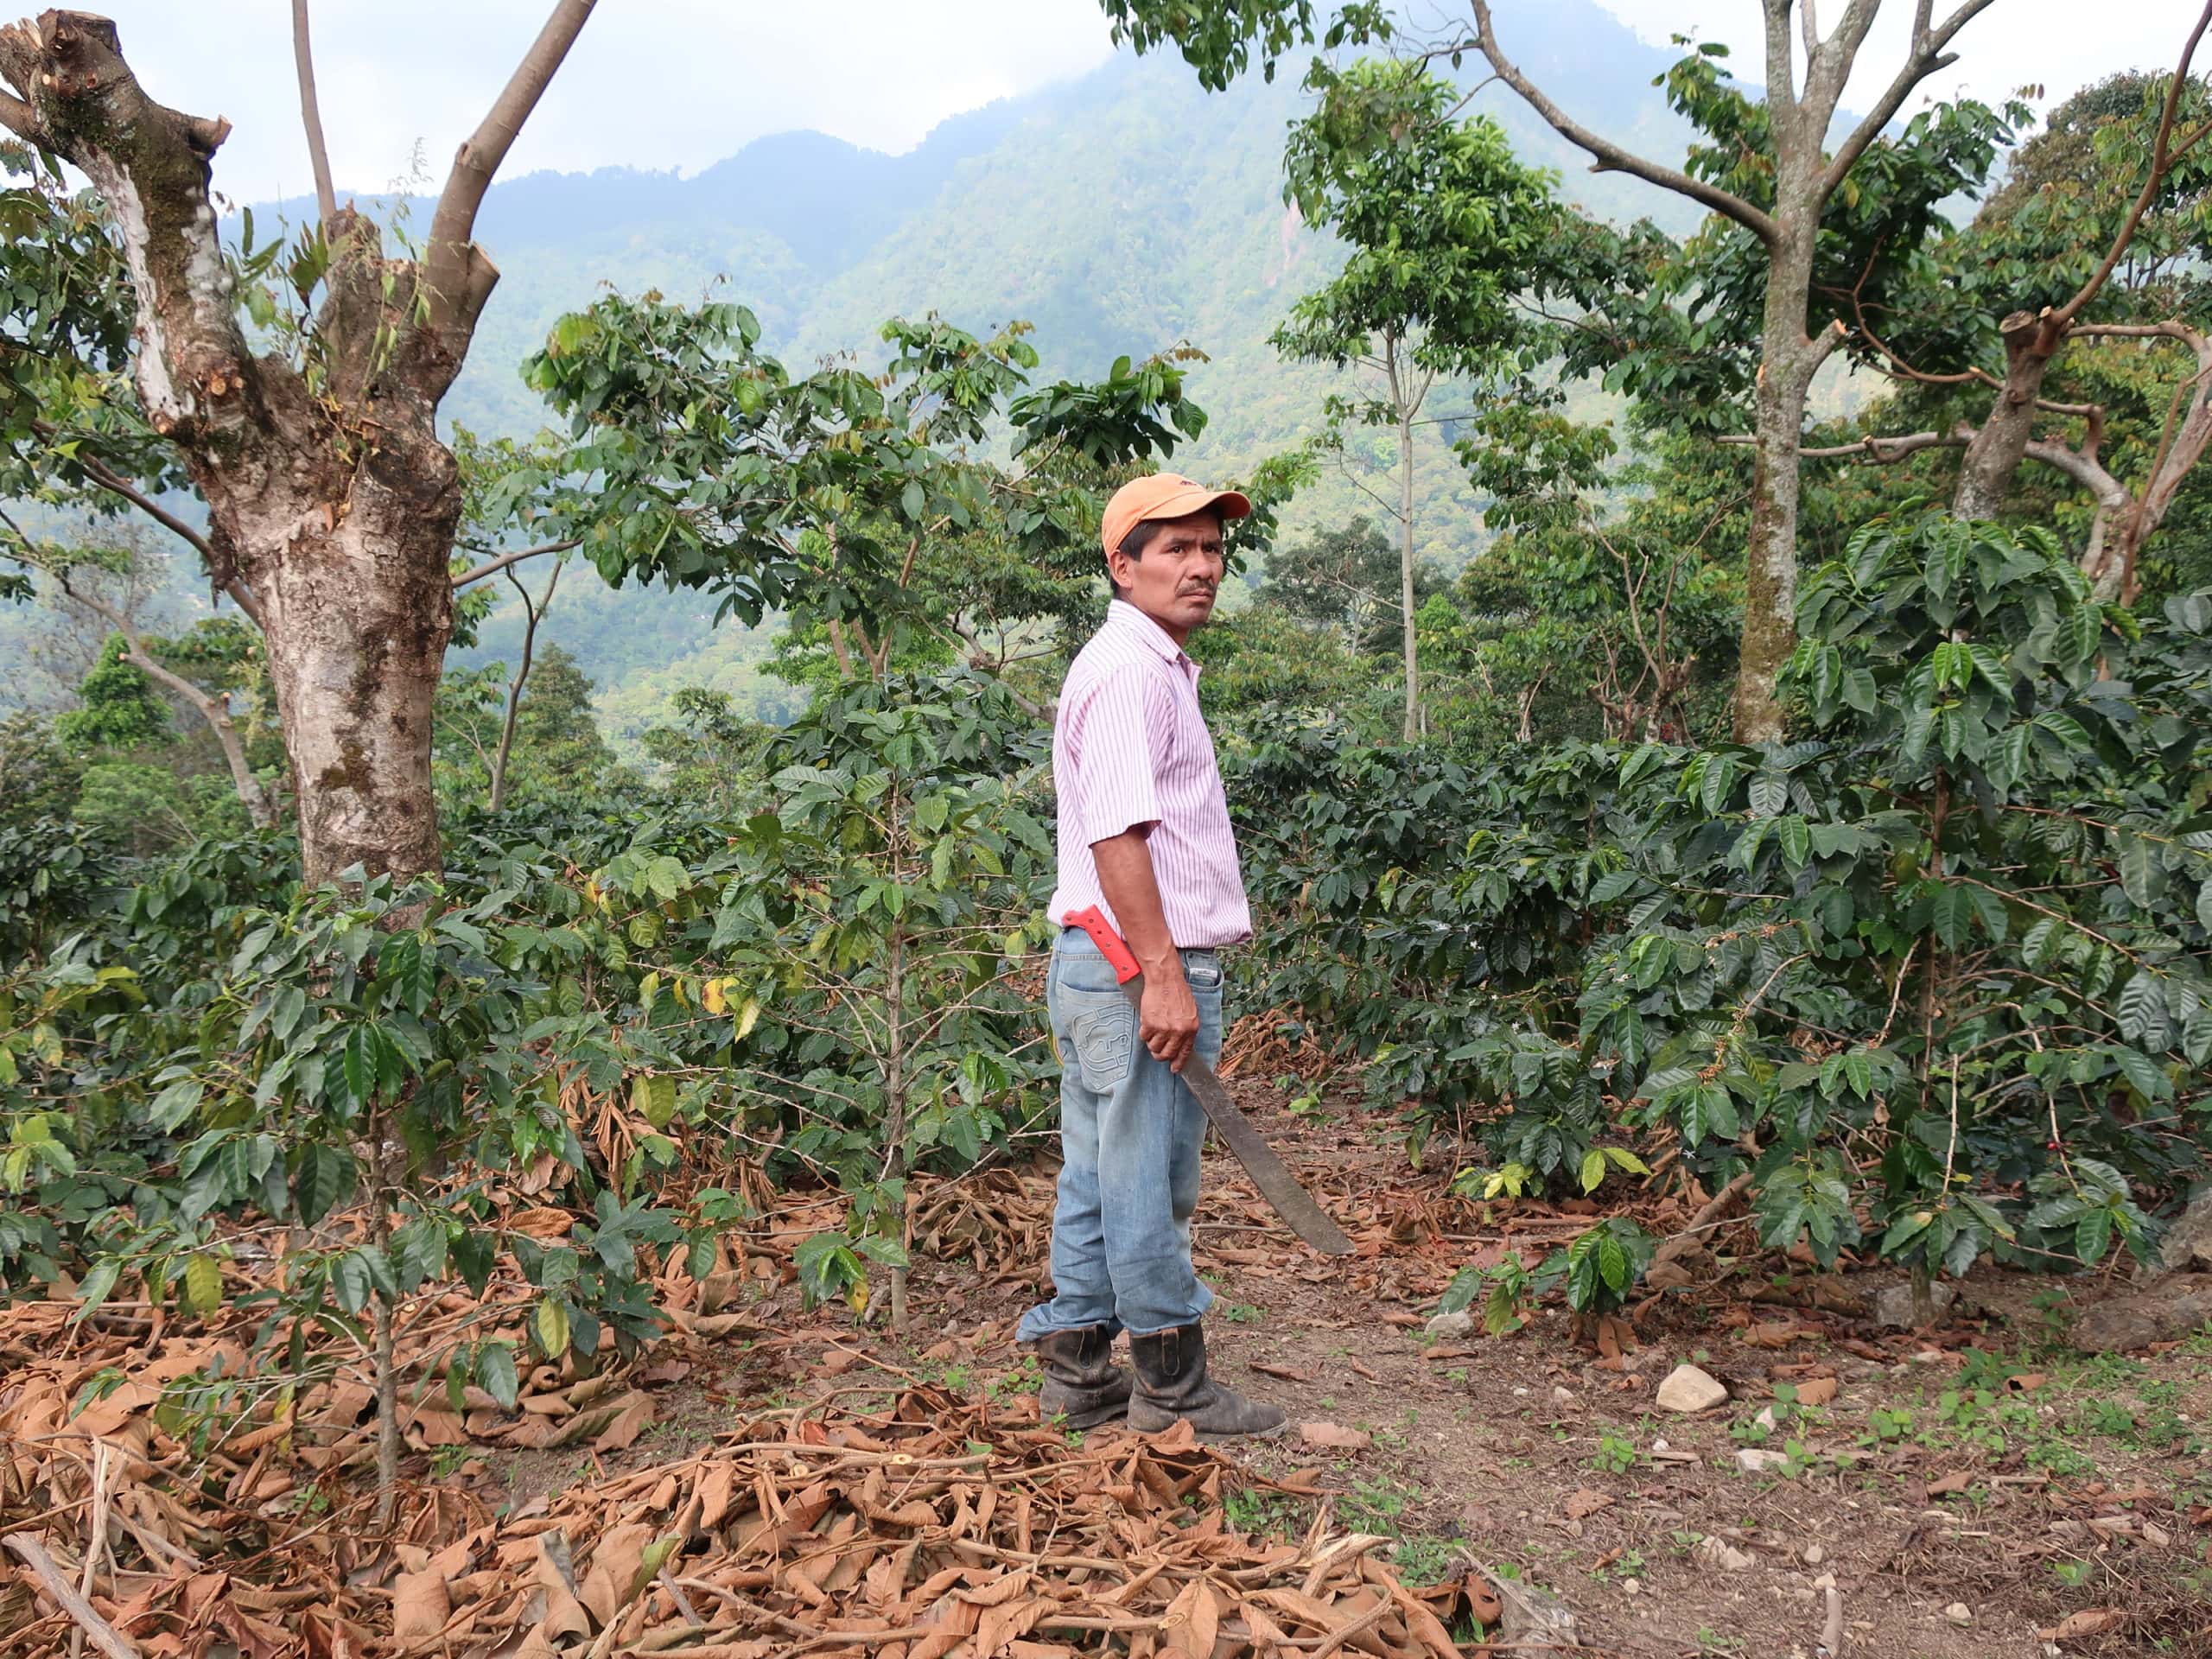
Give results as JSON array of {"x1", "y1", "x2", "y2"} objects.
[{"x1": 1017, "y1": 929, "x2": 1224, "y2": 1340}]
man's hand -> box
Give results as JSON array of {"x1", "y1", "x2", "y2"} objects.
[{"x1": 1138, "y1": 963, "x2": 1201, "y2": 1074}]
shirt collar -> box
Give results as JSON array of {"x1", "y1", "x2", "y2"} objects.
[{"x1": 1106, "y1": 599, "x2": 1194, "y2": 669}]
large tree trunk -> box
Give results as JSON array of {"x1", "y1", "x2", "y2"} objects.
[
  {"x1": 1, "y1": 5, "x2": 591, "y2": 884},
  {"x1": 245, "y1": 441, "x2": 459, "y2": 880}
]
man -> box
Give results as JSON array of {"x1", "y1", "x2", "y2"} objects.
[{"x1": 1015, "y1": 473, "x2": 1285, "y2": 1440}]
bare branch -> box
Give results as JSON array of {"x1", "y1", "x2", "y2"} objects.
[
  {"x1": 34, "y1": 429, "x2": 265, "y2": 626},
  {"x1": 1, "y1": 509, "x2": 276, "y2": 828},
  {"x1": 422, "y1": 0, "x2": 597, "y2": 330},
  {"x1": 450, "y1": 538, "x2": 578, "y2": 591},
  {"x1": 3, "y1": 1535, "x2": 137, "y2": 1659},
  {"x1": 1720, "y1": 429, "x2": 1967, "y2": 461},
  {"x1": 291, "y1": 0, "x2": 339, "y2": 227},
  {"x1": 2050, "y1": 0, "x2": 2212, "y2": 328},
  {"x1": 1468, "y1": 0, "x2": 1779, "y2": 245},
  {"x1": 1816, "y1": 0, "x2": 2003, "y2": 202},
  {"x1": 2073, "y1": 320, "x2": 2210, "y2": 352},
  {"x1": 488, "y1": 558, "x2": 559, "y2": 812},
  {"x1": 64, "y1": 448, "x2": 213, "y2": 561},
  {"x1": 2020, "y1": 437, "x2": 2129, "y2": 502},
  {"x1": 1802, "y1": 0, "x2": 1885, "y2": 121}
]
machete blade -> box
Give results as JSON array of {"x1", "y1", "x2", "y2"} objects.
[{"x1": 1121, "y1": 981, "x2": 1355, "y2": 1256}]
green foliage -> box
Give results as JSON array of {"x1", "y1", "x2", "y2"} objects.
[
  {"x1": 55, "y1": 634, "x2": 171, "y2": 749},
  {"x1": 0, "y1": 713, "x2": 86, "y2": 830},
  {"x1": 1274, "y1": 63, "x2": 1587, "y2": 385},
  {"x1": 1238, "y1": 511, "x2": 2212, "y2": 1324},
  {"x1": 700, "y1": 672, "x2": 1058, "y2": 1309},
  {"x1": 635, "y1": 687, "x2": 774, "y2": 817}
]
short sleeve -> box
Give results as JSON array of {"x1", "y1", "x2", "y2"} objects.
[{"x1": 1070, "y1": 665, "x2": 1173, "y2": 847}]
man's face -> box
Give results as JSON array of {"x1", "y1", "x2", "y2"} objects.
[{"x1": 1110, "y1": 511, "x2": 1224, "y2": 642}]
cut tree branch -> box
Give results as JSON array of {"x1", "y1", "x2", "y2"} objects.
[
  {"x1": 3, "y1": 1535, "x2": 137, "y2": 1659},
  {"x1": 290, "y1": 0, "x2": 339, "y2": 227},
  {"x1": 450, "y1": 538, "x2": 578, "y2": 591},
  {"x1": 2050, "y1": 0, "x2": 2212, "y2": 328},
  {"x1": 1817, "y1": 0, "x2": 2003, "y2": 200},
  {"x1": 0, "y1": 83, "x2": 39, "y2": 144},
  {"x1": 421, "y1": 0, "x2": 597, "y2": 330},
  {"x1": 1468, "y1": 0, "x2": 1779, "y2": 245}
]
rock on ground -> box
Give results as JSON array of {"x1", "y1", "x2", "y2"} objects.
[
  {"x1": 1425, "y1": 1309, "x2": 1475, "y2": 1343},
  {"x1": 2071, "y1": 1275, "x2": 2212, "y2": 1351},
  {"x1": 2153, "y1": 1187, "x2": 2212, "y2": 1278},
  {"x1": 1655, "y1": 1363, "x2": 1729, "y2": 1413},
  {"x1": 1486, "y1": 1569, "x2": 1580, "y2": 1647},
  {"x1": 1872, "y1": 1278, "x2": 1957, "y2": 1328},
  {"x1": 1694, "y1": 1535, "x2": 1756, "y2": 1571}
]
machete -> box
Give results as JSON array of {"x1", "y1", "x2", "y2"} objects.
[{"x1": 1062, "y1": 906, "x2": 1355, "y2": 1256}]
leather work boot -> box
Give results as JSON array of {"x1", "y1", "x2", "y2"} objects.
[
  {"x1": 1127, "y1": 1322, "x2": 1287, "y2": 1439},
  {"x1": 1033, "y1": 1325, "x2": 1132, "y2": 1428}
]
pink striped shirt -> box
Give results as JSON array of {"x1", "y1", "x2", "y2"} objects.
[{"x1": 1047, "y1": 601, "x2": 1252, "y2": 949}]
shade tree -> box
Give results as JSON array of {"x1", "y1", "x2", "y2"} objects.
[
  {"x1": 1103, "y1": 0, "x2": 2017, "y2": 742},
  {"x1": 0, "y1": 3, "x2": 599, "y2": 883},
  {"x1": 1271, "y1": 60, "x2": 1617, "y2": 740},
  {"x1": 1796, "y1": 49, "x2": 2212, "y2": 602},
  {"x1": 514, "y1": 296, "x2": 1300, "y2": 700}
]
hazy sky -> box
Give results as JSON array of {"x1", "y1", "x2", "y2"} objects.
[{"x1": 67, "y1": 1, "x2": 2196, "y2": 207}]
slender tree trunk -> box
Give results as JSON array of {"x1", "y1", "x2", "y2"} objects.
[
  {"x1": 366, "y1": 1129, "x2": 401, "y2": 1528},
  {"x1": 1397, "y1": 404, "x2": 1419, "y2": 744},
  {"x1": 882, "y1": 906, "x2": 909, "y2": 1335},
  {"x1": 489, "y1": 560, "x2": 559, "y2": 812},
  {"x1": 48, "y1": 571, "x2": 277, "y2": 827},
  {"x1": 1736, "y1": 225, "x2": 1834, "y2": 745}
]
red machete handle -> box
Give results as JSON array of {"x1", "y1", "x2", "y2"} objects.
[{"x1": 1061, "y1": 906, "x2": 1142, "y2": 983}]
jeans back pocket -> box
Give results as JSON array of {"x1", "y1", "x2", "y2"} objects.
[{"x1": 1063, "y1": 991, "x2": 1134, "y2": 1091}]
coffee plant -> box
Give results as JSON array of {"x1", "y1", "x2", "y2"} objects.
[{"x1": 1238, "y1": 511, "x2": 2212, "y2": 1313}]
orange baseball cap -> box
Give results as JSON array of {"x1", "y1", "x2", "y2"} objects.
[{"x1": 1099, "y1": 473, "x2": 1252, "y2": 558}]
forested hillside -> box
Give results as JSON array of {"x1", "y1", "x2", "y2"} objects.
[{"x1": 208, "y1": 1, "x2": 1714, "y2": 731}]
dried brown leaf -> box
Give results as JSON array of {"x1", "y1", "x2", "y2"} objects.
[
  {"x1": 391, "y1": 1568, "x2": 449, "y2": 1652},
  {"x1": 1299, "y1": 1421, "x2": 1371, "y2": 1451},
  {"x1": 2039, "y1": 1608, "x2": 2126, "y2": 1640}
]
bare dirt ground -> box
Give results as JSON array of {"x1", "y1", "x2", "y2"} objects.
[
  {"x1": 6, "y1": 1074, "x2": 2209, "y2": 1657},
  {"x1": 639, "y1": 1077, "x2": 2212, "y2": 1659}
]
